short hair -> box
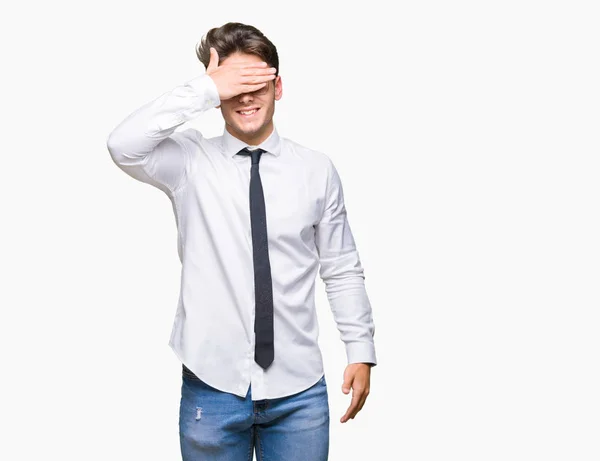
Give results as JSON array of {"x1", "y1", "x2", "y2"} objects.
[{"x1": 196, "y1": 22, "x2": 279, "y2": 77}]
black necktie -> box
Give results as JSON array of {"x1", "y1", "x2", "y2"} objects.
[{"x1": 237, "y1": 147, "x2": 274, "y2": 369}]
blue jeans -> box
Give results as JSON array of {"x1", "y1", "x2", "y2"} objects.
[{"x1": 179, "y1": 365, "x2": 330, "y2": 460}]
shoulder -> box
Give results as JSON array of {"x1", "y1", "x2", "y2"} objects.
[{"x1": 281, "y1": 136, "x2": 335, "y2": 171}]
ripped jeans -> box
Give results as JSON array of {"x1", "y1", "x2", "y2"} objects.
[{"x1": 179, "y1": 365, "x2": 330, "y2": 461}]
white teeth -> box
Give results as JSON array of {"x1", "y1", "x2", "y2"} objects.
[{"x1": 239, "y1": 109, "x2": 258, "y2": 115}]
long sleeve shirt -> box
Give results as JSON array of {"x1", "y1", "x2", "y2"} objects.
[{"x1": 106, "y1": 72, "x2": 377, "y2": 400}]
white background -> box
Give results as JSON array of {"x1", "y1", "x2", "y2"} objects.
[{"x1": 1, "y1": 0, "x2": 599, "y2": 459}]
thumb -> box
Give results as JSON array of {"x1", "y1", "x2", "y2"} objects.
[
  {"x1": 206, "y1": 47, "x2": 219, "y2": 73},
  {"x1": 342, "y1": 375, "x2": 353, "y2": 394}
]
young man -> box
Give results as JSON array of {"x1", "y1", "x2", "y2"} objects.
[{"x1": 106, "y1": 22, "x2": 377, "y2": 460}]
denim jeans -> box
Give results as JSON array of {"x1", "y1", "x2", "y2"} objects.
[{"x1": 179, "y1": 365, "x2": 330, "y2": 461}]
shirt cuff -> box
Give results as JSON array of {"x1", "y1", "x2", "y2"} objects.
[
  {"x1": 185, "y1": 73, "x2": 221, "y2": 108},
  {"x1": 345, "y1": 341, "x2": 377, "y2": 367}
]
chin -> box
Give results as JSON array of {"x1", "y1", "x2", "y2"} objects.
[{"x1": 231, "y1": 120, "x2": 265, "y2": 135}]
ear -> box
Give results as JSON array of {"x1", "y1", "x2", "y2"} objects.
[{"x1": 274, "y1": 75, "x2": 283, "y2": 101}]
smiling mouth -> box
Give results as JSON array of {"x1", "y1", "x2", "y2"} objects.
[{"x1": 237, "y1": 108, "x2": 260, "y2": 117}]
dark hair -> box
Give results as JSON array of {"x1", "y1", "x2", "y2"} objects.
[{"x1": 196, "y1": 22, "x2": 279, "y2": 77}]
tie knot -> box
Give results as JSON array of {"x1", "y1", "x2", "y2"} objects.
[{"x1": 238, "y1": 147, "x2": 266, "y2": 165}]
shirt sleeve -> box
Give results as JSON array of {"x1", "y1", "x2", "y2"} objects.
[
  {"x1": 314, "y1": 158, "x2": 377, "y2": 367},
  {"x1": 106, "y1": 73, "x2": 220, "y2": 194}
]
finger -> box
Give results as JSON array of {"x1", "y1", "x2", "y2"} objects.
[
  {"x1": 348, "y1": 391, "x2": 369, "y2": 420},
  {"x1": 241, "y1": 84, "x2": 265, "y2": 93},
  {"x1": 240, "y1": 67, "x2": 277, "y2": 76},
  {"x1": 207, "y1": 47, "x2": 219, "y2": 73},
  {"x1": 240, "y1": 80, "x2": 273, "y2": 93},
  {"x1": 242, "y1": 82, "x2": 266, "y2": 90},
  {"x1": 340, "y1": 389, "x2": 362, "y2": 423},
  {"x1": 344, "y1": 383, "x2": 370, "y2": 421},
  {"x1": 239, "y1": 74, "x2": 276, "y2": 85},
  {"x1": 341, "y1": 375, "x2": 354, "y2": 395},
  {"x1": 231, "y1": 61, "x2": 270, "y2": 72},
  {"x1": 241, "y1": 61, "x2": 270, "y2": 68},
  {"x1": 340, "y1": 399, "x2": 358, "y2": 422}
]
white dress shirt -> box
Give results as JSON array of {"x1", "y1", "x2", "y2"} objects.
[{"x1": 106, "y1": 72, "x2": 377, "y2": 400}]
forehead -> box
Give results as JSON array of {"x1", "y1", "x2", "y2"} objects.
[{"x1": 220, "y1": 51, "x2": 263, "y2": 66}]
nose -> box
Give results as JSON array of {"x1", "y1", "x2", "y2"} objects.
[{"x1": 238, "y1": 91, "x2": 255, "y2": 103}]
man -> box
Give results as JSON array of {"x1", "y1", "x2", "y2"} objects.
[{"x1": 106, "y1": 22, "x2": 376, "y2": 461}]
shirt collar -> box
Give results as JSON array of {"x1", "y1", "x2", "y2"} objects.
[{"x1": 222, "y1": 125, "x2": 282, "y2": 158}]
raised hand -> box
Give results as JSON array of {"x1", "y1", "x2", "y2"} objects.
[{"x1": 206, "y1": 47, "x2": 276, "y2": 101}]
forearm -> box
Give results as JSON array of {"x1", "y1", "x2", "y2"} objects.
[
  {"x1": 321, "y1": 259, "x2": 377, "y2": 367},
  {"x1": 106, "y1": 73, "x2": 220, "y2": 192},
  {"x1": 107, "y1": 73, "x2": 219, "y2": 158}
]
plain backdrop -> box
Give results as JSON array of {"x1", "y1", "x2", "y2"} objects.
[{"x1": 1, "y1": 0, "x2": 599, "y2": 460}]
